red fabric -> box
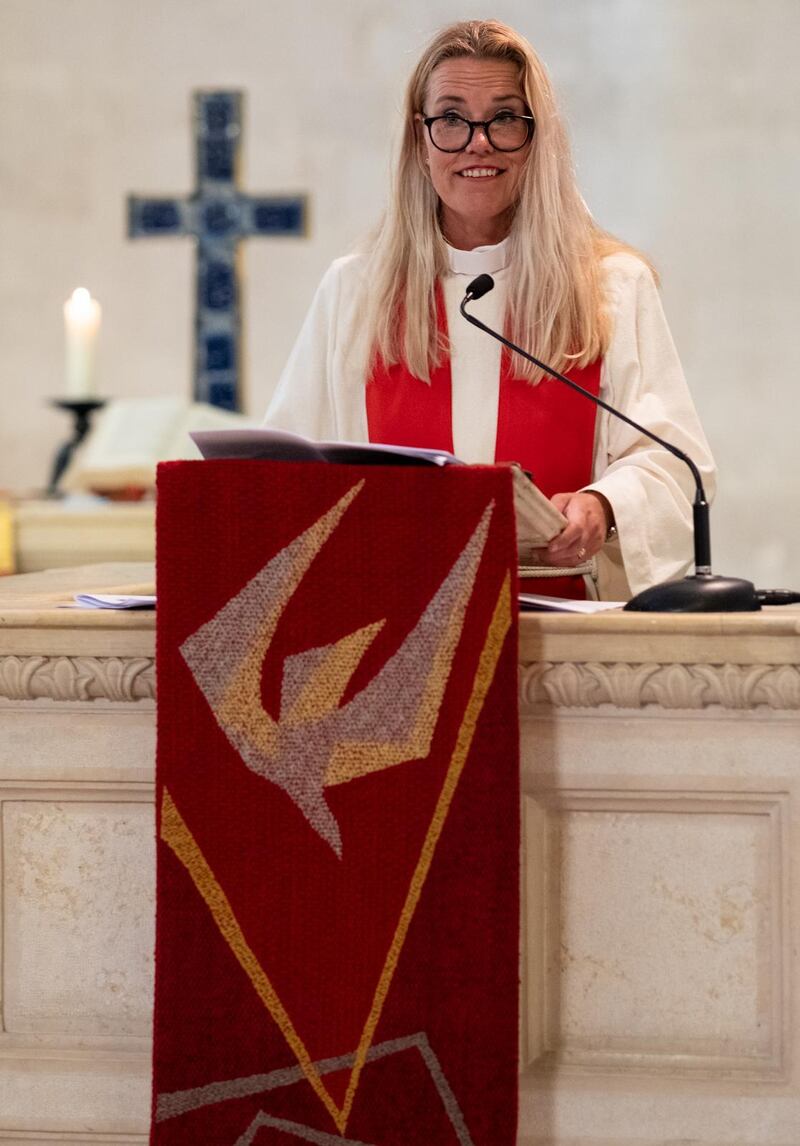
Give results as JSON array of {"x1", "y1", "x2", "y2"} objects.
[
  {"x1": 365, "y1": 291, "x2": 455, "y2": 453},
  {"x1": 366, "y1": 286, "x2": 601, "y2": 599},
  {"x1": 152, "y1": 460, "x2": 520, "y2": 1144}
]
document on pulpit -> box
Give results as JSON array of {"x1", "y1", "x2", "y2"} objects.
[
  {"x1": 191, "y1": 427, "x2": 568, "y2": 551},
  {"x1": 519, "y1": 593, "x2": 623, "y2": 613},
  {"x1": 191, "y1": 426, "x2": 459, "y2": 467},
  {"x1": 70, "y1": 593, "x2": 157, "y2": 609},
  {"x1": 58, "y1": 593, "x2": 156, "y2": 609}
]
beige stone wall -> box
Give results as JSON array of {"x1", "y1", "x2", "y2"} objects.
[{"x1": 1, "y1": 0, "x2": 799, "y2": 590}]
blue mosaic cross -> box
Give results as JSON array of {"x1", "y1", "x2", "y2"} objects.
[{"x1": 128, "y1": 91, "x2": 306, "y2": 411}]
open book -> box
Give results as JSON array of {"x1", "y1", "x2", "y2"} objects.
[
  {"x1": 59, "y1": 398, "x2": 254, "y2": 493},
  {"x1": 191, "y1": 427, "x2": 568, "y2": 553}
]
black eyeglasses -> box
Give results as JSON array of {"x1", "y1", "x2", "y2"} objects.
[{"x1": 422, "y1": 111, "x2": 535, "y2": 153}]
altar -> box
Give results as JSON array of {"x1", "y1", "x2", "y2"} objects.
[
  {"x1": 1, "y1": 564, "x2": 798, "y2": 1145},
  {"x1": 11, "y1": 500, "x2": 155, "y2": 574}
]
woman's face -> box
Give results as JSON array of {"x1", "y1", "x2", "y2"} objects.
[{"x1": 419, "y1": 57, "x2": 531, "y2": 249}]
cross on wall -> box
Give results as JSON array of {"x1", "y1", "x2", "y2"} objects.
[{"x1": 128, "y1": 91, "x2": 307, "y2": 411}]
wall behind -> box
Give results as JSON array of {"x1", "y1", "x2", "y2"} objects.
[{"x1": 1, "y1": 0, "x2": 797, "y2": 587}]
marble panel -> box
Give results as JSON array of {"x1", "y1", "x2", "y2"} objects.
[
  {"x1": 523, "y1": 792, "x2": 786, "y2": 1075},
  {"x1": 0, "y1": 1055, "x2": 149, "y2": 1137},
  {"x1": 518, "y1": 1088, "x2": 800, "y2": 1146},
  {"x1": 0, "y1": 705, "x2": 155, "y2": 784},
  {"x1": 3, "y1": 800, "x2": 155, "y2": 1037}
]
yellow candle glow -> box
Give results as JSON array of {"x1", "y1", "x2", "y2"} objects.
[{"x1": 64, "y1": 287, "x2": 101, "y2": 398}]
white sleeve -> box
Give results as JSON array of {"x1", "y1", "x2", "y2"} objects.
[
  {"x1": 262, "y1": 261, "x2": 344, "y2": 440},
  {"x1": 584, "y1": 256, "x2": 717, "y2": 599}
]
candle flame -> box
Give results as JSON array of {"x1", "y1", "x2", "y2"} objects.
[{"x1": 71, "y1": 286, "x2": 92, "y2": 308}]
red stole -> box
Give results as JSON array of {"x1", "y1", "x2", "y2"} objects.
[{"x1": 365, "y1": 288, "x2": 602, "y2": 598}]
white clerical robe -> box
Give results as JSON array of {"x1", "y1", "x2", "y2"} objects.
[{"x1": 264, "y1": 241, "x2": 716, "y2": 601}]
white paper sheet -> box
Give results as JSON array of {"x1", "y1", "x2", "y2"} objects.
[
  {"x1": 518, "y1": 593, "x2": 623, "y2": 613},
  {"x1": 68, "y1": 594, "x2": 157, "y2": 610}
]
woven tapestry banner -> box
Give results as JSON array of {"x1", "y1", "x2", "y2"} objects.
[{"x1": 153, "y1": 460, "x2": 520, "y2": 1145}]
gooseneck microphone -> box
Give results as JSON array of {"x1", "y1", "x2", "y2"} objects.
[{"x1": 461, "y1": 273, "x2": 761, "y2": 612}]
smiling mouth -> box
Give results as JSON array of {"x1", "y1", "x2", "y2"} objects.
[{"x1": 458, "y1": 167, "x2": 502, "y2": 179}]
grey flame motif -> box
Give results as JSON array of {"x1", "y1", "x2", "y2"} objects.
[{"x1": 180, "y1": 482, "x2": 493, "y2": 856}]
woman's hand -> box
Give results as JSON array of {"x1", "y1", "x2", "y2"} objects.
[{"x1": 531, "y1": 491, "x2": 613, "y2": 567}]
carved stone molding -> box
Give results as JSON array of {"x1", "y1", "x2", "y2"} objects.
[
  {"x1": 520, "y1": 661, "x2": 800, "y2": 711},
  {"x1": 0, "y1": 655, "x2": 155, "y2": 702},
  {"x1": 3, "y1": 653, "x2": 799, "y2": 710}
]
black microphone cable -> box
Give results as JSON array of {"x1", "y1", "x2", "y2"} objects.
[{"x1": 756, "y1": 589, "x2": 800, "y2": 605}]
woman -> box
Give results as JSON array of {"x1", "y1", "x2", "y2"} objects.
[{"x1": 264, "y1": 19, "x2": 715, "y2": 601}]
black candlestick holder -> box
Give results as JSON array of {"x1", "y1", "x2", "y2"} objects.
[{"x1": 47, "y1": 398, "x2": 106, "y2": 496}]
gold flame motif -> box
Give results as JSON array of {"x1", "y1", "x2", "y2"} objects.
[{"x1": 180, "y1": 483, "x2": 494, "y2": 856}]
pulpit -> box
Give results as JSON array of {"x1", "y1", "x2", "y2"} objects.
[{"x1": 1, "y1": 563, "x2": 798, "y2": 1144}]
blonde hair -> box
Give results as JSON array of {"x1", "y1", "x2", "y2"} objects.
[{"x1": 360, "y1": 19, "x2": 651, "y2": 383}]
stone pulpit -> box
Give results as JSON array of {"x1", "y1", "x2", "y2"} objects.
[{"x1": 0, "y1": 564, "x2": 798, "y2": 1144}]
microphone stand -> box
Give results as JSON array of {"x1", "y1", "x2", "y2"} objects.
[{"x1": 460, "y1": 275, "x2": 760, "y2": 612}]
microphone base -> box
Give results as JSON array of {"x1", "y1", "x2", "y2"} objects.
[{"x1": 624, "y1": 574, "x2": 761, "y2": 613}]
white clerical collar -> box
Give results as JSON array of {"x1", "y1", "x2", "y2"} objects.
[{"x1": 446, "y1": 235, "x2": 511, "y2": 276}]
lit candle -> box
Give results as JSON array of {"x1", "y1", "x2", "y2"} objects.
[{"x1": 63, "y1": 287, "x2": 101, "y2": 398}]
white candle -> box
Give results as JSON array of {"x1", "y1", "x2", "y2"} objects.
[{"x1": 64, "y1": 287, "x2": 101, "y2": 398}]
